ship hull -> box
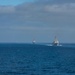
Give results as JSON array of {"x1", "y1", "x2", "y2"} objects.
[{"x1": 53, "y1": 43, "x2": 59, "y2": 46}]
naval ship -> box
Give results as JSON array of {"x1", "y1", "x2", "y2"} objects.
[
  {"x1": 32, "y1": 40, "x2": 36, "y2": 44},
  {"x1": 52, "y1": 36, "x2": 59, "y2": 46}
]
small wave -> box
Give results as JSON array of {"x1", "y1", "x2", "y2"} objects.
[{"x1": 46, "y1": 44, "x2": 62, "y2": 47}]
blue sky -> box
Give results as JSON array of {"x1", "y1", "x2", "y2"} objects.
[
  {"x1": 0, "y1": 0, "x2": 75, "y2": 43},
  {"x1": 0, "y1": 0, "x2": 35, "y2": 5}
]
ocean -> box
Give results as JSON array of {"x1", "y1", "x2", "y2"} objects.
[{"x1": 0, "y1": 43, "x2": 75, "y2": 75}]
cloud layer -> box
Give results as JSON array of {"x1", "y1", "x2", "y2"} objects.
[
  {"x1": 37, "y1": 0, "x2": 75, "y2": 4},
  {"x1": 0, "y1": 6, "x2": 15, "y2": 13},
  {"x1": 0, "y1": 0, "x2": 75, "y2": 42}
]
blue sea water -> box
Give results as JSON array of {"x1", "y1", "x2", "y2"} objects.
[{"x1": 0, "y1": 43, "x2": 75, "y2": 75}]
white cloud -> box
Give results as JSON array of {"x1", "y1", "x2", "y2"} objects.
[
  {"x1": 0, "y1": 6, "x2": 15, "y2": 13},
  {"x1": 44, "y1": 3, "x2": 75, "y2": 13},
  {"x1": 0, "y1": 2, "x2": 75, "y2": 14}
]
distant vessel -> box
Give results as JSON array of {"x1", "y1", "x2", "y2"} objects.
[
  {"x1": 32, "y1": 40, "x2": 36, "y2": 44},
  {"x1": 52, "y1": 36, "x2": 59, "y2": 46}
]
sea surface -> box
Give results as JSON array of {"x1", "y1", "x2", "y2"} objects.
[{"x1": 0, "y1": 43, "x2": 75, "y2": 75}]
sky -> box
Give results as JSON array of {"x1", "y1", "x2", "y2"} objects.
[
  {"x1": 0, "y1": 0, "x2": 75, "y2": 43},
  {"x1": 0, "y1": 0, "x2": 35, "y2": 6}
]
